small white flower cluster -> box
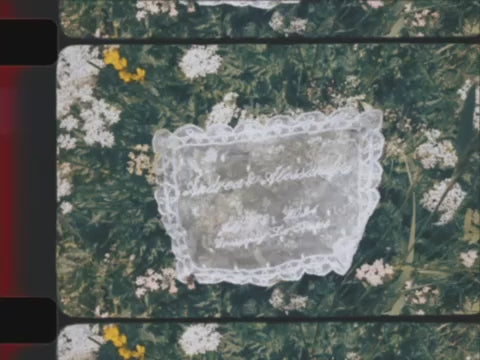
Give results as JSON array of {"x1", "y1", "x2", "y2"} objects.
[
  {"x1": 346, "y1": 75, "x2": 361, "y2": 90},
  {"x1": 420, "y1": 179, "x2": 466, "y2": 225},
  {"x1": 364, "y1": 0, "x2": 384, "y2": 9},
  {"x1": 127, "y1": 144, "x2": 156, "y2": 184},
  {"x1": 385, "y1": 136, "x2": 406, "y2": 158},
  {"x1": 58, "y1": 325, "x2": 104, "y2": 360},
  {"x1": 403, "y1": 3, "x2": 440, "y2": 34},
  {"x1": 94, "y1": 305, "x2": 110, "y2": 318},
  {"x1": 135, "y1": 267, "x2": 177, "y2": 298},
  {"x1": 269, "y1": 11, "x2": 307, "y2": 35},
  {"x1": 58, "y1": 46, "x2": 121, "y2": 150},
  {"x1": 179, "y1": 45, "x2": 223, "y2": 80},
  {"x1": 179, "y1": 324, "x2": 222, "y2": 357},
  {"x1": 460, "y1": 249, "x2": 478, "y2": 268},
  {"x1": 269, "y1": 288, "x2": 308, "y2": 313},
  {"x1": 57, "y1": 46, "x2": 102, "y2": 119},
  {"x1": 136, "y1": 0, "x2": 178, "y2": 21},
  {"x1": 404, "y1": 282, "x2": 440, "y2": 314},
  {"x1": 57, "y1": 162, "x2": 74, "y2": 214},
  {"x1": 81, "y1": 99, "x2": 121, "y2": 147},
  {"x1": 346, "y1": 352, "x2": 362, "y2": 360},
  {"x1": 457, "y1": 78, "x2": 480, "y2": 131},
  {"x1": 58, "y1": 133, "x2": 77, "y2": 150},
  {"x1": 415, "y1": 128, "x2": 457, "y2": 169},
  {"x1": 206, "y1": 92, "x2": 239, "y2": 127},
  {"x1": 332, "y1": 93, "x2": 367, "y2": 110},
  {"x1": 355, "y1": 259, "x2": 394, "y2": 287},
  {"x1": 59, "y1": 115, "x2": 79, "y2": 132}
]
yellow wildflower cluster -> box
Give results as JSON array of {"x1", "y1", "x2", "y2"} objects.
[
  {"x1": 104, "y1": 325, "x2": 146, "y2": 360},
  {"x1": 104, "y1": 48, "x2": 146, "y2": 83}
]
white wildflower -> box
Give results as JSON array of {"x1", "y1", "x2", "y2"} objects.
[
  {"x1": 134, "y1": 267, "x2": 177, "y2": 298},
  {"x1": 79, "y1": 100, "x2": 121, "y2": 147},
  {"x1": 332, "y1": 93, "x2": 366, "y2": 109},
  {"x1": 366, "y1": 0, "x2": 384, "y2": 8},
  {"x1": 269, "y1": 288, "x2": 308, "y2": 313},
  {"x1": 58, "y1": 134, "x2": 77, "y2": 150},
  {"x1": 57, "y1": 163, "x2": 73, "y2": 201},
  {"x1": 135, "y1": 287, "x2": 147, "y2": 298},
  {"x1": 94, "y1": 306, "x2": 109, "y2": 318},
  {"x1": 346, "y1": 75, "x2": 361, "y2": 89},
  {"x1": 60, "y1": 201, "x2": 73, "y2": 215},
  {"x1": 57, "y1": 46, "x2": 102, "y2": 119},
  {"x1": 58, "y1": 46, "x2": 122, "y2": 148},
  {"x1": 179, "y1": 324, "x2": 222, "y2": 356},
  {"x1": 83, "y1": 127, "x2": 115, "y2": 148},
  {"x1": 346, "y1": 352, "x2": 361, "y2": 360},
  {"x1": 84, "y1": 98, "x2": 122, "y2": 125},
  {"x1": 206, "y1": 92, "x2": 239, "y2": 127},
  {"x1": 412, "y1": 9, "x2": 429, "y2": 27},
  {"x1": 269, "y1": 11, "x2": 284, "y2": 32},
  {"x1": 355, "y1": 259, "x2": 394, "y2": 287},
  {"x1": 58, "y1": 325, "x2": 104, "y2": 360},
  {"x1": 415, "y1": 128, "x2": 457, "y2": 169},
  {"x1": 134, "y1": 144, "x2": 150, "y2": 152},
  {"x1": 420, "y1": 179, "x2": 466, "y2": 225},
  {"x1": 59, "y1": 115, "x2": 79, "y2": 131},
  {"x1": 287, "y1": 18, "x2": 308, "y2": 34},
  {"x1": 179, "y1": 45, "x2": 222, "y2": 80},
  {"x1": 460, "y1": 250, "x2": 478, "y2": 268},
  {"x1": 127, "y1": 145, "x2": 156, "y2": 184},
  {"x1": 136, "y1": 0, "x2": 176, "y2": 21},
  {"x1": 269, "y1": 11, "x2": 307, "y2": 35},
  {"x1": 405, "y1": 284, "x2": 440, "y2": 311},
  {"x1": 385, "y1": 136, "x2": 406, "y2": 158},
  {"x1": 57, "y1": 174, "x2": 72, "y2": 201}
]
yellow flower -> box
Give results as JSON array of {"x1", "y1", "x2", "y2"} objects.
[
  {"x1": 131, "y1": 67, "x2": 146, "y2": 82},
  {"x1": 104, "y1": 48, "x2": 128, "y2": 70},
  {"x1": 119, "y1": 70, "x2": 133, "y2": 83},
  {"x1": 113, "y1": 334, "x2": 128, "y2": 348},
  {"x1": 104, "y1": 48, "x2": 121, "y2": 65},
  {"x1": 103, "y1": 325, "x2": 120, "y2": 342},
  {"x1": 105, "y1": 48, "x2": 145, "y2": 84},
  {"x1": 113, "y1": 57, "x2": 128, "y2": 71},
  {"x1": 118, "y1": 347, "x2": 132, "y2": 359},
  {"x1": 132, "y1": 344, "x2": 146, "y2": 359}
]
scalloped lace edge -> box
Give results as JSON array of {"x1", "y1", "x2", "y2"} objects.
[
  {"x1": 153, "y1": 107, "x2": 384, "y2": 286},
  {"x1": 179, "y1": 0, "x2": 300, "y2": 9}
]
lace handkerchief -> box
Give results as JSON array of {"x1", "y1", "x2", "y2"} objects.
[{"x1": 153, "y1": 107, "x2": 384, "y2": 286}]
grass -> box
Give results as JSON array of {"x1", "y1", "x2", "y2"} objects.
[
  {"x1": 57, "y1": 43, "x2": 479, "y2": 319},
  {"x1": 60, "y1": 322, "x2": 480, "y2": 359}
]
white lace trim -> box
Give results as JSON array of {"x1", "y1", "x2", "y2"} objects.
[
  {"x1": 180, "y1": 0, "x2": 300, "y2": 9},
  {"x1": 153, "y1": 107, "x2": 384, "y2": 286}
]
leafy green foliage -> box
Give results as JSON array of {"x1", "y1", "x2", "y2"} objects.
[
  {"x1": 59, "y1": 0, "x2": 480, "y2": 38},
  {"x1": 91, "y1": 322, "x2": 479, "y2": 359}
]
